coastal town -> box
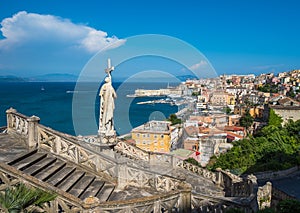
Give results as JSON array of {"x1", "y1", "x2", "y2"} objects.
[
  {"x1": 1, "y1": 62, "x2": 300, "y2": 212},
  {"x1": 124, "y1": 69, "x2": 300, "y2": 168}
]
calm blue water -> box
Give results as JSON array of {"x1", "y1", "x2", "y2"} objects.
[{"x1": 0, "y1": 82, "x2": 178, "y2": 135}]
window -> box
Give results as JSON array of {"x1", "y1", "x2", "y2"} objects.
[
  {"x1": 136, "y1": 133, "x2": 140, "y2": 137},
  {"x1": 161, "y1": 134, "x2": 164, "y2": 138}
]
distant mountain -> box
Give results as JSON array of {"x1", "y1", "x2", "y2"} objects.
[
  {"x1": 176, "y1": 74, "x2": 198, "y2": 81},
  {"x1": 28, "y1": 73, "x2": 78, "y2": 82},
  {"x1": 0, "y1": 75, "x2": 26, "y2": 82}
]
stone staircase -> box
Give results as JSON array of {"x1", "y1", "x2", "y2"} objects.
[{"x1": 7, "y1": 149, "x2": 115, "y2": 202}]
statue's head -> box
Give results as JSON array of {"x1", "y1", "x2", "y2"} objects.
[{"x1": 105, "y1": 77, "x2": 111, "y2": 83}]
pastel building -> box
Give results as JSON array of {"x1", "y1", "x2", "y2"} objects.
[{"x1": 131, "y1": 121, "x2": 178, "y2": 153}]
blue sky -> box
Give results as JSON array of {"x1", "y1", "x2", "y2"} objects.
[{"x1": 0, "y1": 0, "x2": 300, "y2": 77}]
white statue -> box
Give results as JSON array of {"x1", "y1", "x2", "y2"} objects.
[{"x1": 98, "y1": 59, "x2": 117, "y2": 140}]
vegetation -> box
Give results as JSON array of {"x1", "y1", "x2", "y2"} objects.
[
  {"x1": 286, "y1": 87, "x2": 296, "y2": 98},
  {"x1": 239, "y1": 109, "x2": 254, "y2": 133},
  {"x1": 257, "y1": 84, "x2": 278, "y2": 93},
  {"x1": 276, "y1": 199, "x2": 300, "y2": 213},
  {"x1": 223, "y1": 106, "x2": 232, "y2": 114},
  {"x1": 185, "y1": 157, "x2": 201, "y2": 167},
  {"x1": 167, "y1": 114, "x2": 182, "y2": 125},
  {"x1": 268, "y1": 109, "x2": 283, "y2": 127},
  {"x1": 208, "y1": 110, "x2": 300, "y2": 174},
  {"x1": 0, "y1": 183, "x2": 56, "y2": 213},
  {"x1": 192, "y1": 91, "x2": 200, "y2": 96}
]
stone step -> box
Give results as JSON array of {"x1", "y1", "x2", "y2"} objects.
[
  {"x1": 22, "y1": 156, "x2": 57, "y2": 176},
  {"x1": 5, "y1": 148, "x2": 117, "y2": 202},
  {"x1": 58, "y1": 170, "x2": 85, "y2": 192},
  {"x1": 80, "y1": 179, "x2": 105, "y2": 200},
  {"x1": 96, "y1": 183, "x2": 115, "y2": 202},
  {"x1": 9, "y1": 152, "x2": 47, "y2": 171},
  {"x1": 68, "y1": 175, "x2": 96, "y2": 198},
  {"x1": 34, "y1": 161, "x2": 66, "y2": 181},
  {"x1": 47, "y1": 166, "x2": 76, "y2": 187},
  {"x1": 7, "y1": 149, "x2": 38, "y2": 165}
]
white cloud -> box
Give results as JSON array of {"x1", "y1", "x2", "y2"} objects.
[
  {"x1": 0, "y1": 11, "x2": 125, "y2": 53},
  {"x1": 189, "y1": 60, "x2": 208, "y2": 71}
]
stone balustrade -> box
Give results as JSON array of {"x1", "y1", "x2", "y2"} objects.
[
  {"x1": 177, "y1": 160, "x2": 217, "y2": 182},
  {"x1": 38, "y1": 125, "x2": 119, "y2": 179},
  {"x1": 215, "y1": 168, "x2": 258, "y2": 199},
  {"x1": 115, "y1": 141, "x2": 150, "y2": 161},
  {"x1": 117, "y1": 162, "x2": 186, "y2": 192},
  {"x1": 257, "y1": 182, "x2": 272, "y2": 210},
  {"x1": 115, "y1": 141, "x2": 218, "y2": 182},
  {"x1": 192, "y1": 193, "x2": 257, "y2": 213}
]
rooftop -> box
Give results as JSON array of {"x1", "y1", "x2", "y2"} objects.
[{"x1": 131, "y1": 120, "x2": 172, "y2": 133}]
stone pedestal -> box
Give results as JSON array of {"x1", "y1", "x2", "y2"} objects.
[
  {"x1": 27, "y1": 115, "x2": 40, "y2": 149},
  {"x1": 6, "y1": 107, "x2": 17, "y2": 133},
  {"x1": 98, "y1": 131, "x2": 116, "y2": 144}
]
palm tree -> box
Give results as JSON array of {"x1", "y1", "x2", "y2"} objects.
[{"x1": 0, "y1": 183, "x2": 56, "y2": 213}]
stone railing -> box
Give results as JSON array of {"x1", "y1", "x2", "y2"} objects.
[
  {"x1": 270, "y1": 186, "x2": 298, "y2": 208},
  {"x1": 257, "y1": 182, "x2": 272, "y2": 210},
  {"x1": 115, "y1": 141, "x2": 218, "y2": 182},
  {"x1": 215, "y1": 169, "x2": 258, "y2": 198},
  {"x1": 38, "y1": 125, "x2": 119, "y2": 179},
  {"x1": 6, "y1": 108, "x2": 29, "y2": 136},
  {"x1": 117, "y1": 162, "x2": 186, "y2": 192},
  {"x1": 192, "y1": 193, "x2": 258, "y2": 213},
  {"x1": 176, "y1": 160, "x2": 217, "y2": 182},
  {"x1": 6, "y1": 108, "x2": 40, "y2": 148},
  {"x1": 115, "y1": 141, "x2": 150, "y2": 161}
]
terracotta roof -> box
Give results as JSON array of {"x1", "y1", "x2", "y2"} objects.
[
  {"x1": 278, "y1": 97, "x2": 300, "y2": 106},
  {"x1": 226, "y1": 132, "x2": 243, "y2": 139},
  {"x1": 184, "y1": 126, "x2": 198, "y2": 136},
  {"x1": 223, "y1": 126, "x2": 245, "y2": 131}
]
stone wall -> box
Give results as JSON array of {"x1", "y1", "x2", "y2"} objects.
[
  {"x1": 271, "y1": 186, "x2": 298, "y2": 208},
  {"x1": 271, "y1": 107, "x2": 300, "y2": 124},
  {"x1": 254, "y1": 166, "x2": 299, "y2": 181}
]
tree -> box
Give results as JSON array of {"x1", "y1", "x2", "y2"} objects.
[
  {"x1": 268, "y1": 108, "x2": 283, "y2": 127},
  {"x1": 168, "y1": 114, "x2": 181, "y2": 125},
  {"x1": 287, "y1": 87, "x2": 296, "y2": 98},
  {"x1": 277, "y1": 199, "x2": 300, "y2": 213},
  {"x1": 223, "y1": 106, "x2": 232, "y2": 114},
  {"x1": 239, "y1": 110, "x2": 254, "y2": 133},
  {"x1": 0, "y1": 183, "x2": 56, "y2": 213}
]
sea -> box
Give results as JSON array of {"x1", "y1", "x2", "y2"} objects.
[{"x1": 0, "y1": 82, "x2": 179, "y2": 136}]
